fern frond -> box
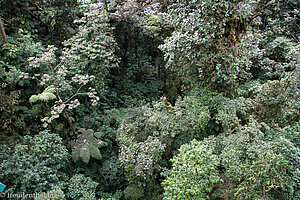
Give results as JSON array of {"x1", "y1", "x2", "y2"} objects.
[
  {"x1": 39, "y1": 92, "x2": 56, "y2": 102},
  {"x1": 80, "y1": 148, "x2": 90, "y2": 164},
  {"x1": 94, "y1": 131, "x2": 103, "y2": 138},
  {"x1": 72, "y1": 149, "x2": 80, "y2": 162},
  {"x1": 89, "y1": 146, "x2": 102, "y2": 160},
  {"x1": 29, "y1": 95, "x2": 39, "y2": 103},
  {"x1": 44, "y1": 86, "x2": 56, "y2": 93},
  {"x1": 29, "y1": 86, "x2": 57, "y2": 103}
]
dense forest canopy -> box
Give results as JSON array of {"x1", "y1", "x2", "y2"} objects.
[{"x1": 0, "y1": 0, "x2": 299, "y2": 199}]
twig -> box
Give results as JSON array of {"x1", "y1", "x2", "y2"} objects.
[{"x1": 63, "y1": 83, "x2": 85, "y2": 104}]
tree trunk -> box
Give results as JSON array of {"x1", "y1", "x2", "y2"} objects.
[{"x1": 0, "y1": 18, "x2": 8, "y2": 44}]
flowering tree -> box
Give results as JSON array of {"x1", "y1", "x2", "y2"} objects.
[{"x1": 20, "y1": 45, "x2": 99, "y2": 134}]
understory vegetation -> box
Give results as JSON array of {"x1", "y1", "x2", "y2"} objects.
[{"x1": 0, "y1": 0, "x2": 299, "y2": 199}]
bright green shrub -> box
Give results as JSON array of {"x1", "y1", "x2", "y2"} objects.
[
  {"x1": 162, "y1": 139, "x2": 222, "y2": 200},
  {"x1": 66, "y1": 174, "x2": 98, "y2": 200},
  {"x1": 34, "y1": 186, "x2": 66, "y2": 200},
  {"x1": 0, "y1": 130, "x2": 69, "y2": 193}
]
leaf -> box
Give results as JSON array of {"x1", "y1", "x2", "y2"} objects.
[
  {"x1": 78, "y1": 128, "x2": 86, "y2": 135},
  {"x1": 39, "y1": 92, "x2": 56, "y2": 102},
  {"x1": 44, "y1": 86, "x2": 56, "y2": 93},
  {"x1": 72, "y1": 149, "x2": 80, "y2": 162},
  {"x1": 94, "y1": 132, "x2": 102, "y2": 138},
  {"x1": 89, "y1": 146, "x2": 102, "y2": 160},
  {"x1": 80, "y1": 148, "x2": 90, "y2": 164},
  {"x1": 87, "y1": 129, "x2": 94, "y2": 135},
  {"x1": 29, "y1": 87, "x2": 56, "y2": 103},
  {"x1": 29, "y1": 95, "x2": 39, "y2": 103}
]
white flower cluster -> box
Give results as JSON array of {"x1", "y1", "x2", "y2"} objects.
[
  {"x1": 29, "y1": 45, "x2": 57, "y2": 68},
  {"x1": 68, "y1": 99, "x2": 80, "y2": 109},
  {"x1": 19, "y1": 72, "x2": 30, "y2": 79},
  {"x1": 42, "y1": 102, "x2": 66, "y2": 127},
  {"x1": 56, "y1": 65, "x2": 67, "y2": 77},
  {"x1": 40, "y1": 74, "x2": 51, "y2": 85},
  {"x1": 19, "y1": 45, "x2": 100, "y2": 128},
  {"x1": 88, "y1": 88, "x2": 99, "y2": 106},
  {"x1": 72, "y1": 74, "x2": 95, "y2": 85}
]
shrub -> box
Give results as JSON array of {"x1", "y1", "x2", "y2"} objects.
[
  {"x1": 0, "y1": 130, "x2": 69, "y2": 193},
  {"x1": 216, "y1": 121, "x2": 299, "y2": 199},
  {"x1": 34, "y1": 186, "x2": 66, "y2": 200},
  {"x1": 66, "y1": 174, "x2": 98, "y2": 200},
  {"x1": 159, "y1": 0, "x2": 253, "y2": 89},
  {"x1": 162, "y1": 139, "x2": 222, "y2": 200},
  {"x1": 235, "y1": 152, "x2": 294, "y2": 200},
  {"x1": 98, "y1": 190, "x2": 123, "y2": 200},
  {"x1": 124, "y1": 184, "x2": 144, "y2": 200},
  {"x1": 118, "y1": 129, "x2": 166, "y2": 183}
]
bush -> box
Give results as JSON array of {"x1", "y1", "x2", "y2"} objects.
[
  {"x1": 124, "y1": 184, "x2": 144, "y2": 200},
  {"x1": 215, "y1": 120, "x2": 299, "y2": 199},
  {"x1": 66, "y1": 174, "x2": 98, "y2": 200},
  {"x1": 118, "y1": 132, "x2": 165, "y2": 183},
  {"x1": 162, "y1": 139, "x2": 222, "y2": 200},
  {"x1": 34, "y1": 186, "x2": 66, "y2": 200},
  {"x1": 235, "y1": 152, "x2": 294, "y2": 200},
  {"x1": 0, "y1": 130, "x2": 69, "y2": 193}
]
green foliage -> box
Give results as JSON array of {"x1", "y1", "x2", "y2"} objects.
[
  {"x1": 63, "y1": 1, "x2": 119, "y2": 94},
  {"x1": 0, "y1": 91, "x2": 28, "y2": 137},
  {"x1": 118, "y1": 129, "x2": 165, "y2": 183},
  {"x1": 244, "y1": 77, "x2": 299, "y2": 126},
  {"x1": 34, "y1": 186, "x2": 66, "y2": 200},
  {"x1": 235, "y1": 152, "x2": 293, "y2": 200},
  {"x1": 29, "y1": 86, "x2": 56, "y2": 103},
  {"x1": 162, "y1": 139, "x2": 222, "y2": 200},
  {"x1": 98, "y1": 157, "x2": 125, "y2": 191},
  {"x1": 159, "y1": 0, "x2": 252, "y2": 89},
  {"x1": 0, "y1": 130, "x2": 69, "y2": 193},
  {"x1": 1, "y1": 0, "x2": 299, "y2": 199},
  {"x1": 108, "y1": 19, "x2": 165, "y2": 107},
  {"x1": 265, "y1": 37, "x2": 297, "y2": 62},
  {"x1": 71, "y1": 128, "x2": 107, "y2": 164},
  {"x1": 0, "y1": 29, "x2": 44, "y2": 93},
  {"x1": 32, "y1": 0, "x2": 78, "y2": 41},
  {"x1": 259, "y1": 0, "x2": 300, "y2": 42},
  {"x1": 8, "y1": 29, "x2": 45, "y2": 67},
  {"x1": 279, "y1": 121, "x2": 300, "y2": 148},
  {"x1": 66, "y1": 174, "x2": 98, "y2": 200},
  {"x1": 98, "y1": 190, "x2": 123, "y2": 200},
  {"x1": 0, "y1": 0, "x2": 77, "y2": 43},
  {"x1": 119, "y1": 94, "x2": 212, "y2": 148},
  {"x1": 212, "y1": 120, "x2": 299, "y2": 200},
  {"x1": 124, "y1": 184, "x2": 144, "y2": 200}
]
